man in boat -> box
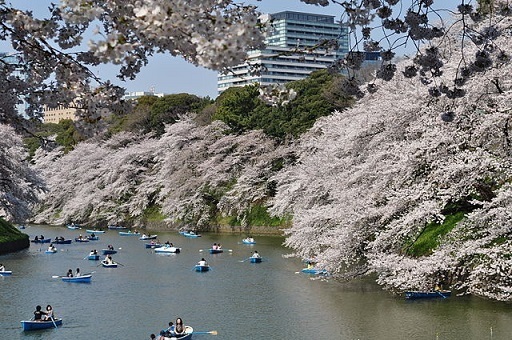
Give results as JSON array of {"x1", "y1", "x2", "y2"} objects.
[
  {"x1": 33, "y1": 305, "x2": 47, "y2": 321},
  {"x1": 48, "y1": 244, "x2": 56, "y2": 252},
  {"x1": 66, "y1": 269, "x2": 73, "y2": 277},
  {"x1": 251, "y1": 251, "x2": 261, "y2": 258},
  {"x1": 198, "y1": 258, "x2": 207, "y2": 266},
  {"x1": 0, "y1": 263, "x2": 5, "y2": 271}
]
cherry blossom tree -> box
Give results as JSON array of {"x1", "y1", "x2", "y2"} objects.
[
  {"x1": 269, "y1": 7, "x2": 512, "y2": 300},
  {"x1": 0, "y1": 124, "x2": 44, "y2": 222}
]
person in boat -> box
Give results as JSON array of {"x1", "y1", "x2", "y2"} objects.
[
  {"x1": 75, "y1": 268, "x2": 81, "y2": 277},
  {"x1": 198, "y1": 258, "x2": 207, "y2": 266},
  {"x1": 307, "y1": 261, "x2": 314, "y2": 269},
  {"x1": 159, "y1": 321, "x2": 174, "y2": 338},
  {"x1": 40, "y1": 235, "x2": 45, "y2": 240},
  {"x1": 91, "y1": 233, "x2": 96, "y2": 238},
  {"x1": 251, "y1": 250, "x2": 261, "y2": 258},
  {"x1": 217, "y1": 243, "x2": 222, "y2": 249},
  {"x1": 43, "y1": 305, "x2": 54, "y2": 321},
  {"x1": 108, "y1": 244, "x2": 114, "y2": 250},
  {"x1": 33, "y1": 305, "x2": 47, "y2": 321},
  {"x1": 150, "y1": 334, "x2": 156, "y2": 340},
  {"x1": 0, "y1": 263, "x2": 5, "y2": 271},
  {"x1": 212, "y1": 243, "x2": 218, "y2": 250},
  {"x1": 89, "y1": 249, "x2": 97, "y2": 256},
  {"x1": 66, "y1": 269, "x2": 73, "y2": 277},
  {"x1": 48, "y1": 244, "x2": 56, "y2": 252},
  {"x1": 34, "y1": 235, "x2": 39, "y2": 241},
  {"x1": 174, "y1": 318, "x2": 185, "y2": 336},
  {"x1": 104, "y1": 255, "x2": 114, "y2": 264},
  {"x1": 142, "y1": 233, "x2": 148, "y2": 238}
]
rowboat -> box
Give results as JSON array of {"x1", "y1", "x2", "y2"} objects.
[
  {"x1": 74, "y1": 237, "x2": 89, "y2": 242},
  {"x1": 0, "y1": 270, "x2": 12, "y2": 276},
  {"x1": 242, "y1": 238, "x2": 256, "y2": 244},
  {"x1": 119, "y1": 231, "x2": 140, "y2": 236},
  {"x1": 45, "y1": 249, "x2": 57, "y2": 254},
  {"x1": 301, "y1": 268, "x2": 328, "y2": 275},
  {"x1": 139, "y1": 235, "x2": 157, "y2": 240},
  {"x1": 183, "y1": 231, "x2": 201, "y2": 238},
  {"x1": 102, "y1": 249, "x2": 117, "y2": 255},
  {"x1": 53, "y1": 239, "x2": 72, "y2": 244},
  {"x1": 101, "y1": 261, "x2": 118, "y2": 268},
  {"x1": 62, "y1": 274, "x2": 93, "y2": 283},
  {"x1": 87, "y1": 235, "x2": 99, "y2": 241},
  {"x1": 88, "y1": 254, "x2": 100, "y2": 260},
  {"x1": 160, "y1": 326, "x2": 194, "y2": 340},
  {"x1": 108, "y1": 225, "x2": 127, "y2": 229},
  {"x1": 86, "y1": 229, "x2": 105, "y2": 233},
  {"x1": 195, "y1": 265, "x2": 210, "y2": 272},
  {"x1": 250, "y1": 257, "x2": 262, "y2": 263},
  {"x1": 209, "y1": 248, "x2": 223, "y2": 254},
  {"x1": 21, "y1": 318, "x2": 63, "y2": 331},
  {"x1": 405, "y1": 290, "x2": 451, "y2": 300},
  {"x1": 145, "y1": 242, "x2": 162, "y2": 249},
  {"x1": 154, "y1": 245, "x2": 181, "y2": 254},
  {"x1": 67, "y1": 224, "x2": 81, "y2": 230},
  {"x1": 31, "y1": 238, "x2": 51, "y2": 243}
]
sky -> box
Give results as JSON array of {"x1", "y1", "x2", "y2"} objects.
[{"x1": 1, "y1": 0, "x2": 465, "y2": 99}]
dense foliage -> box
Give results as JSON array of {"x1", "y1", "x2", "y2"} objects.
[
  {"x1": 0, "y1": 217, "x2": 28, "y2": 243},
  {"x1": 213, "y1": 70, "x2": 353, "y2": 140}
]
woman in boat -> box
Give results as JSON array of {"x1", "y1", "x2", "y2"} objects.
[
  {"x1": 75, "y1": 268, "x2": 81, "y2": 277},
  {"x1": 212, "y1": 243, "x2": 218, "y2": 250},
  {"x1": 174, "y1": 318, "x2": 185, "y2": 336},
  {"x1": 33, "y1": 305, "x2": 47, "y2": 321},
  {"x1": 66, "y1": 269, "x2": 73, "y2": 277},
  {"x1": 198, "y1": 258, "x2": 207, "y2": 266},
  {"x1": 43, "y1": 305, "x2": 54, "y2": 321}
]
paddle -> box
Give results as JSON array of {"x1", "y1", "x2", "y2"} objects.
[
  {"x1": 194, "y1": 330, "x2": 218, "y2": 335},
  {"x1": 52, "y1": 275, "x2": 63, "y2": 278},
  {"x1": 50, "y1": 316, "x2": 58, "y2": 329},
  {"x1": 238, "y1": 258, "x2": 251, "y2": 263},
  {"x1": 436, "y1": 291, "x2": 447, "y2": 299}
]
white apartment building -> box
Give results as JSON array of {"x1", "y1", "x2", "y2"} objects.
[{"x1": 217, "y1": 11, "x2": 350, "y2": 93}]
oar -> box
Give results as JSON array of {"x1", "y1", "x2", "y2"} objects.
[
  {"x1": 115, "y1": 261, "x2": 125, "y2": 266},
  {"x1": 194, "y1": 330, "x2": 218, "y2": 335},
  {"x1": 436, "y1": 291, "x2": 447, "y2": 299},
  {"x1": 50, "y1": 316, "x2": 58, "y2": 328},
  {"x1": 239, "y1": 258, "x2": 251, "y2": 263},
  {"x1": 51, "y1": 275, "x2": 63, "y2": 278}
]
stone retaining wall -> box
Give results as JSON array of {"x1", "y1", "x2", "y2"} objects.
[{"x1": 0, "y1": 237, "x2": 30, "y2": 255}]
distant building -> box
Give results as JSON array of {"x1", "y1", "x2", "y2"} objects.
[
  {"x1": 123, "y1": 91, "x2": 165, "y2": 101},
  {"x1": 43, "y1": 104, "x2": 78, "y2": 124},
  {"x1": 0, "y1": 52, "x2": 28, "y2": 116},
  {"x1": 217, "y1": 11, "x2": 349, "y2": 93}
]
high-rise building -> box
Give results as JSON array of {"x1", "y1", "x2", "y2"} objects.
[
  {"x1": 0, "y1": 52, "x2": 28, "y2": 117},
  {"x1": 217, "y1": 11, "x2": 349, "y2": 93}
]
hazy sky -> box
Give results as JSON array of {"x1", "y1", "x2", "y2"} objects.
[{"x1": 1, "y1": 0, "x2": 465, "y2": 99}]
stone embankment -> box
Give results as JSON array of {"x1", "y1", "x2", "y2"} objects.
[{"x1": 0, "y1": 238, "x2": 30, "y2": 255}]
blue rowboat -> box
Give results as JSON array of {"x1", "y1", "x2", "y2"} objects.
[
  {"x1": 139, "y1": 235, "x2": 157, "y2": 240},
  {"x1": 108, "y1": 225, "x2": 127, "y2": 229},
  {"x1": 119, "y1": 231, "x2": 140, "y2": 236},
  {"x1": 74, "y1": 238, "x2": 89, "y2": 243},
  {"x1": 86, "y1": 229, "x2": 105, "y2": 233},
  {"x1": 209, "y1": 248, "x2": 223, "y2": 254},
  {"x1": 301, "y1": 268, "x2": 328, "y2": 275},
  {"x1": 145, "y1": 243, "x2": 162, "y2": 249},
  {"x1": 102, "y1": 249, "x2": 117, "y2": 255},
  {"x1": 195, "y1": 265, "x2": 210, "y2": 272},
  {"x1": 53, "y1": 239, "x2": 72, "y2": 244},
  {"x1": 160, "y1": 326, "x2": 194, "y2": 340},
  {"x1": 87, "y1": 236, "x2": 99, "y2": 241},
  {"x1": 88, "y1": 254, "x2": 100, "y2": 260},
  {"x1": 21, "y1": 318, "x2": 62, "y2": 331},
  {"x1": 31, "y1": 238, "x2": 51, "y2": 243},
  {"x1": 250, "y1": 257, "x2": 262, "y2": 263},
  {"x1": 242, "y1": 238, "x2": 256, "y2": 244},
  {"x1": 62, "y1": 274, "x2": 93, "y2": 283},
  {"x1": 405, "y1": 290, "x2": 451, "y2": 300},
  {"x1": 45, "y1": 249, "x2": 57, "y2": 254},
  {"x1": 0, "y1": 270, "x2": 12, "y2": 276},
  {"x1": 154, "y1": 246, "x2": 181, "y2": 254},
  {"x1": 184, "y1": 232, "x2": 201, "y2": 238},
  {"x1": 67, "y1": 224, "x2": 81, "y2": 230},
  {"x1": 101, "y1": 261, "x2": 118, "y2": 268}
]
